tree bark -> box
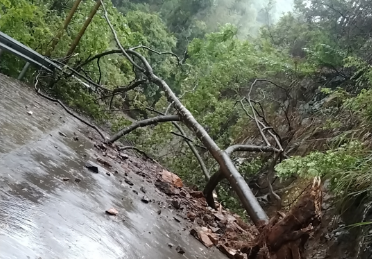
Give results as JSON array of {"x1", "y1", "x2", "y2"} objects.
[{"x1": 203, "y1": 145, "x2": 280, "y2": 208}]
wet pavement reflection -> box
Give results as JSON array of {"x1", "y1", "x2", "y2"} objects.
[{"x1": 0, "y1": 75, "x2": 225, "y2": 259}]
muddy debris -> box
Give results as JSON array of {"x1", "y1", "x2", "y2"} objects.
[
  {"x1": 62, "y1": 178, "x2": 70, "y2": 181},
  {"x1": 106, "y1": 172, "x2": 111, "y2": 176},
  {"x1": 75, "y1": 178, "x2": 81, "y2": 183},
  {"x1": 85, "y1": 162, "x2": 99, "y2": 173},
  {"x1": 106, "y1": 208, "x2": 118, "y2": 216},
  {"x1": 133, "y1": 190, "x2": 138, "y2": 195},
  {"x1": 167, "y1": 243, "x2": 174, "y2": 248},
  {"x1": 73, "y1": 136, "x2": 79, "y2": 141},
  {"x1": 140, "y1": 186, "x2": 146, "y2": 193}
]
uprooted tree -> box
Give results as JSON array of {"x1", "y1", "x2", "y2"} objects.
[{"x1": 70, "y1": 1, "x2": 323, "y2": 257}]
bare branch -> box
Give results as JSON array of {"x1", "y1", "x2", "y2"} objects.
[
  {"x1": 108, "y1": 115, "x2": 180, "y2": 144},
  {"x1": 247, "y1": 80, "x2": 271, "y2": 146}
]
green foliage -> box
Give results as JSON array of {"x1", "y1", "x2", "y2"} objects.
[{"x1": 275, "y1": 141, "x2": 372, "y2": 201}]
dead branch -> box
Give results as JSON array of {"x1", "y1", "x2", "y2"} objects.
[
  {"x1": 101, "y1": 0, "x2": 268, "y2": 225},
  {"x1": 108, "y1": 115, "x2": 180, "y2": 143},
  {"x1": 33, "y1": 72, "x2": 106, "y2": 140}
]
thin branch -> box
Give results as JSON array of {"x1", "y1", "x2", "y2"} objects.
[
  {"x1": 225, "y1": 144, "x2": 281, "y2": 155},
  {"x1": 247, "y1": 80, "x2": 271, "y2": 146},
  {"x1": 100, "y1": 0, "x2": 145, "y2": 73},
  {"x1": 76, "y1": 49, "x2": 122, "y2": 69},
  {"x1": 108, "y1": 115, "x2": 180, "y2": 144},
  {"x1": 34, "y1": 72, "x2": 106, "y2": 140},
  {"x1": 170, "y1": 131, "x2": 207, "y2": 150}
]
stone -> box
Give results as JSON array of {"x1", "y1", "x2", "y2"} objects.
[
  {"x1": 59, "y1": 131, "x2": 67, "y2": 137},
  {"x1": 171, "y1": 199, "x2": 181, "y2": 209},
  {"x1": 175, "y1": 245, "x2": 185, "y2": 254},
  {"x1": 160, "y1": 169, "x2": 183, "y2": 188},
  {"x1": 106, "y1": 208, "x2": 118, "y2": 216},
  {"x1": 124, "y1": 178, "x2": 134, "y2": 186},
  {"x1": 141, "y1": 196, "x2": 150, "y2": 203},
  {"x1": 119, "y1": 153, "x2": 129, "y2": 160},
  {"x1": 187, "y1": 212, "x2": 196, "y2": 221},
  {"x1": 85, "y1": 162, "x2": 99, "y2": 173}
]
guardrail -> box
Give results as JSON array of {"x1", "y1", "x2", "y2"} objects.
[{"x1": 0, "y1": 31, "x2": 62, "y2": 79}]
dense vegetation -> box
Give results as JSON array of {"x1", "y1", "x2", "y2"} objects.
[{"x1": 2, "y1": 0, "x2": 372, "y2": 245}]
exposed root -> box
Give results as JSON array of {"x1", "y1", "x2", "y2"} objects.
[{"x1": 242, "y1": 177, "x2": 322, "y2": 259}]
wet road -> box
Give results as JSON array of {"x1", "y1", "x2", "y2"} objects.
[{"x1": 0, "y1": 74, "x2": 226, "y2": 259}]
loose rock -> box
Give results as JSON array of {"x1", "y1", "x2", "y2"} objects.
[
  {"x1": 140, "y1": 186, "x2": 146, "y2": 193},
  {"x1": 141, "y1": 196, "x2": 150, "y2": 203},
  {"x1": 59, "y1": 131, "x2": 67, "y2": 137},
  {"x1": 171, "y1": 199, "x2": 181, "y2": 209},
  {"x1": 124, "y1": 178, "x2": 134, "y2": 186},
  {"x1": 85, "y1": 162, "x2": 99, "y2": 174},
  {"x1": 119, "y1": 153, "x2": 129, "y2": 160},
  {"x1": 175, "y1": 245, "x2": 185, "y2": 255},
  {"x1": 106, "y1": 208, "x2": 118, "y2": 216}
]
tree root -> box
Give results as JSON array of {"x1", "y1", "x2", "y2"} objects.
[{"x1": 242, "y1": 177, "x2": 323, "y2": 259}]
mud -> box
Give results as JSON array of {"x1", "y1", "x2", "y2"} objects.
[{"x1": 0, "y1": 74, "x2": 226, "y2": 259}]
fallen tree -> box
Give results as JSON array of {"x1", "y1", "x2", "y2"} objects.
[{"x1": 64, "y1": 1, "x2": 323, "y2": 257}]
